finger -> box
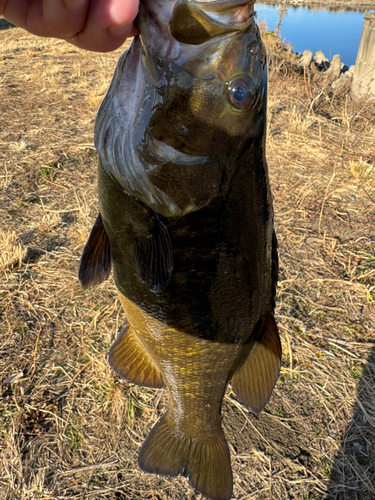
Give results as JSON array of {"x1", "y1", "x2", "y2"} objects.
[
  {"x1": 67, "y1": 0, "x2": 139, "y2": 52},
  {"x1": 2, "y1": 0, "x2": 91, "y2": 39},
  {"x1": 1, "y1": 0, "x2": 38, "y2": 33},
  {"x1": 42, "y1": 0, "x2": 91, "y2": 38}
]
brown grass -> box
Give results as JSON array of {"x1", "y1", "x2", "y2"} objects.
[{"x1": 1, "y1": 26, "x2": 374, "y2": 500}]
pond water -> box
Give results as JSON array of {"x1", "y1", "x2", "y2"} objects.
[{"x1": 256, "y1": 3, "x2": 375, "y2": 66}]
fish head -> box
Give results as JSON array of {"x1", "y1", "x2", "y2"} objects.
[
  {"x1": 138, "y1": 0, "x2": 267, "y2": 160},
  {"x1": 95, "y1": 0, "x2": 269, "y2": 216}
]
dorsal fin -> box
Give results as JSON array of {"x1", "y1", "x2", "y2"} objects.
[{"x1": 78, "y1": 213, "x2": 111, "y2": 289}]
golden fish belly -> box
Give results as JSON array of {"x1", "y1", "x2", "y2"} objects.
[{"x1": 117, "y1": 291, "x2": 243, "y2": 439}]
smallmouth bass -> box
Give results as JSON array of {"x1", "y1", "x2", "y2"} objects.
[{"x1": 79, "y1": 1, "x2": 281, "y2": 499}]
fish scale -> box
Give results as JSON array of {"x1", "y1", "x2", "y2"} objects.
[
  {"x1": 78, "y1": 0, "x2": 281, "y2": 498},
  {"x1": 116, "y1": 292, "x2": 242, "y2": 432}
]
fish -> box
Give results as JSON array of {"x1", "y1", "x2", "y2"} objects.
[{"x1": 78, "y1": 0, "x2": 281, "y2": 499}]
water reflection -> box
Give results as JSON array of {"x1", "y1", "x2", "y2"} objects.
[
  {"x1": 261, "y1": 2, "x2": 374, "y2": 13},
  {"x1": 257, "y1": 3, "x2": 375, "y2": 66}
]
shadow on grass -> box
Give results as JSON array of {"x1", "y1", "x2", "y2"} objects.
[{"x1": 327, "y1": 344, "x2": 375, "y2": 499}]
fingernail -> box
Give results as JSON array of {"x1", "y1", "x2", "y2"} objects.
[{"x1": 108, "y1": 23, "x2": 132, "y2": 37}]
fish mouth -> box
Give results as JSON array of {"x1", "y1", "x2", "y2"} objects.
[
  {"x1": 169, "y1": 0, "x2": 256, "y2": 46},
  {"x1": 194, "y1": 0, "x2": 256, "y2": 25},
  {"x1": 233, "y1": 2, "x2": 256, "y2": 24}
]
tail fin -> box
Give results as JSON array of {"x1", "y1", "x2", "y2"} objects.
[{"x1": 138, "y1": 412, "x2": 233, "y2": 500}]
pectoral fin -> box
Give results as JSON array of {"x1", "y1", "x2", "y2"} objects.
[
  {"x1": 134, "y1": 217, "x2": 173, "y2": 293},
  {"x1": 231, "y1": 315, "x2": 281, "y2": 415},
  {"x1": 78, "y1": 213, "x2": 111, "y2": 289}
]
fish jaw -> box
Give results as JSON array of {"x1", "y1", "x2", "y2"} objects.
[{"x1": 138, "y1": 0, "x2": 257, "y2": 53}]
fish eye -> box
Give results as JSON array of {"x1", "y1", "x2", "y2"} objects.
[
  {"x1": 227, "y1": 76, "x2": 253, "y2": 110},
  {"x1": 249, "y1": 42, "x2": 259, "y2": 55}
]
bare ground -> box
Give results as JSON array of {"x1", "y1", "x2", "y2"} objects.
[{"x1": 0, "y1": 27, "x2": 375, "y2": 500}]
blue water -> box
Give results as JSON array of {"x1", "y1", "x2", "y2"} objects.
[{"x1": 256, "y1": 3, "x2": 375, "y2": 66}]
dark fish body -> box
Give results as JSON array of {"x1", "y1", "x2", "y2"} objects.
[{"x1": 79, "y1": 1, "x2": 281, "y2": 499}]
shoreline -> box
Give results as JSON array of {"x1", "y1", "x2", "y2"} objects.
[{"x1": 260, "y1": 0, "x2": 375, "y2": 10}]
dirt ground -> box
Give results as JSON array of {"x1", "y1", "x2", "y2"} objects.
[{"x1": 1, "y1": 23, "x2": 375, "y2": 500}]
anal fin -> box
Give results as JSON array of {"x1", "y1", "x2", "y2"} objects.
[
  {"x1": 108, "y1": 326, "x2": 164, "y2": 389},
  {"x1": 138, "y1": 412, "x2": 233, "y2": 500},
  {"x1": 78, "y1": 213, "x2": 111, "y2": 289},
  {"x1": 231, "y1": 314, "x2": 281, "y2": 415}
]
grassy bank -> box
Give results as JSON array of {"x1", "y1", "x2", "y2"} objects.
[{"x1": 1, "y1": 27, "x2": 374, "y2": 500}]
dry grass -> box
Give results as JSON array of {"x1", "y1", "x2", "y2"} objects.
[{"x1": 1, "y1": 26, "x2": 374, "y2": 500}]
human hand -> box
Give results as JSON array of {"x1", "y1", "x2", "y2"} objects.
[{"x1": 0, "y1": 0, "x2": 139, "y2": 52}]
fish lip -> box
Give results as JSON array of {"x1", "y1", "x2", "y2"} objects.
[
  {"x1": 194, "y1": 0, "x2": 252, "y2": 5},
  {"x1": 189, "y1": 0, "x2": 255, "y2": 14},
  {"x1": 168, "y1": 0, "x2": 257, "y2": 46}
]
